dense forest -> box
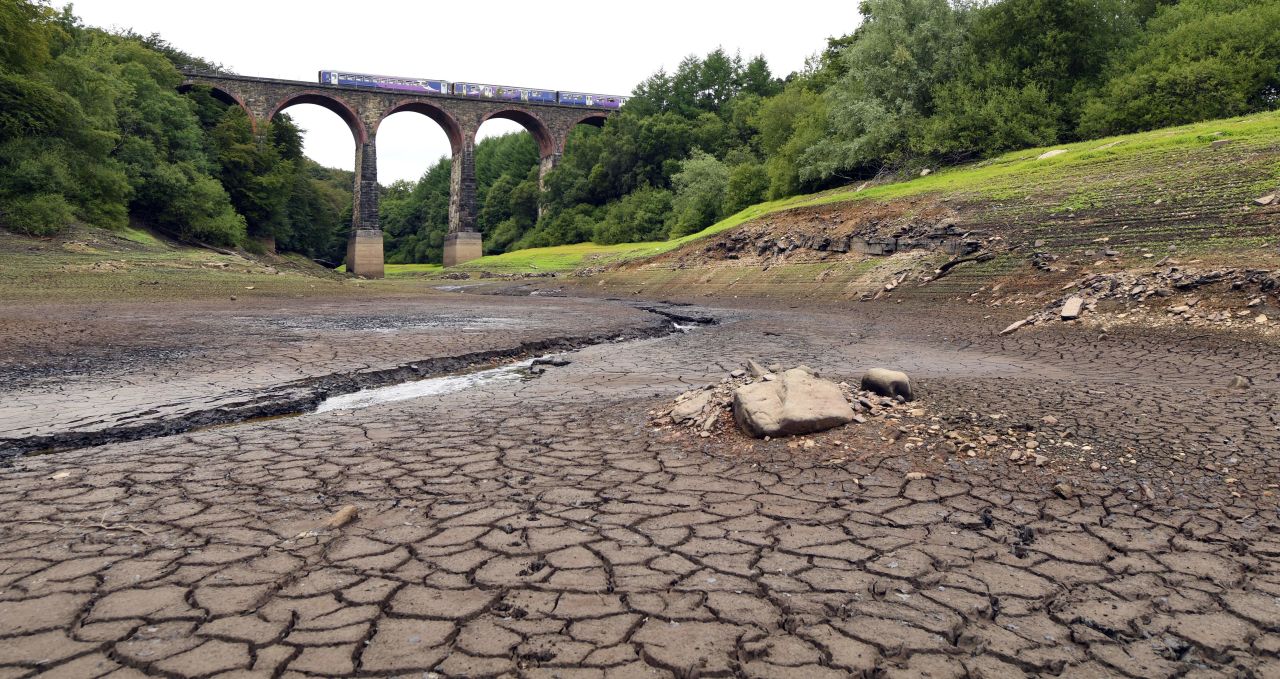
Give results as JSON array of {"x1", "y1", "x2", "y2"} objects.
[
  {"x1": 0, "y1": 0, "x2": 350, "y2": 261},
  {"x1": 2, "y1": 0, "x2": 1278, "y2": 266}
]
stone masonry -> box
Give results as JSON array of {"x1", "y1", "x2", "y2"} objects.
[{"x1": 179, "y1": 73, "x2": 614, "y2": 277}]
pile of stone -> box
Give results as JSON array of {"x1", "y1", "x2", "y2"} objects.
[
  {"x1": 651, "y1": 361, "x2": 913, "y2": 439},
  {"x1": 1000, "y1": 266, "x2": 1278, "y2": 334}
]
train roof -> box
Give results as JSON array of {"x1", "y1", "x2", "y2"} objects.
[
  {"x1": 453, "y1": 81, "x2": 558, "y2": 92},
  {"x1": 323, "y1": 69, "x2": 447, "y2": 82},
  {"x1": 558, "y1": 90, "x2": 629, "y2": 98}
]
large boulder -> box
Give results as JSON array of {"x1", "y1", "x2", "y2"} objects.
[
  {"x1": 861, "y1": 368, "x2": 913, "y2": 401},
  {"x1": 733, "y1": 369, "x2": 855, "y2": 438}
]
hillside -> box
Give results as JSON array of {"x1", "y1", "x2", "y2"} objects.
[
  {"x1": 0, "y1": 225, "x2": 392, "y2": 303},
  {"x1": 565, "y1": 112, "x2": 1279, "y2": 308}
]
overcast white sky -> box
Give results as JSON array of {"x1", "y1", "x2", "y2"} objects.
[{"x1": 71, "y1": 0, "x2": 859, "y2": 183}]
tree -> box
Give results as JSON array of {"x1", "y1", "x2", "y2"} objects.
[
  {"x1": 1078, "y1": 0, "x2": 1280, "y2": 137},
  {"x1": 723, "y1": 162, "x2": 769, "y2": 216},
  {"x1": 591, "y1": 186, "x2": 673, "y2": 245},
  {"x1": 967, "y1": 0, "x2": 1139, "y2": 132},
  {"x1": 670, "y1": 151, "x2": 729, "y2": 237},
  {"x1": 751, "y1": 84, "x2": 829, "y2": 198},
  {"x1": 800, "y1": 0, "x2": 972, "y2": 180}
]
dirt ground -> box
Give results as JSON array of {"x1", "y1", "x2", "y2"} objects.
[{"x1": 0, "y1": 291, "x2": 1277, "y2": 678}]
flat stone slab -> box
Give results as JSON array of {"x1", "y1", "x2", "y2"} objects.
[{"x1": 1060, "y1": 296, "x2": 1084, "y2": 320}]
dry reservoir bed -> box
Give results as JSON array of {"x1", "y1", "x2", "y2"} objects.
[{"x1": 0, "y1": 293, "x2": 1277, "y2": 678}]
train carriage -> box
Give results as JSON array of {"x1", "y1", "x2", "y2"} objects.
[
  {"x1": 452, "y1": 82, "x2": 557, "y2": 104},
  {"x1": 318, "y1": 70, "x2": 449, "y2": 96},
  {"x1": 319, "y1": 70, "x2": 625, "y2": 109},
  {"x1": 557, "y1": 91, "x2": 627, "y2": 109}
]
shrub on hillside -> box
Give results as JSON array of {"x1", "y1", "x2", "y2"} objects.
[
  {"x1": 0, "y1": 193, "x2": 75, "y2": 235},
  {"x1": 1078, "y1": 0, "x2": 1280, "y2": 137}
]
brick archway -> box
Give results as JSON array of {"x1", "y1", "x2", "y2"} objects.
[
  {"x1": 480, "y1": 109, "x2": 556, "y2": 157},
  {"x1": 570, "y1": 112, "x2": 609, "y2": 128},
  {"x1": 376, "y1": 100, "x2": 465, "y2": 155},
  {"x1": 269, "y1": 91, "x2": 368, "y2": 145},
  {"x1": 178, "y1": 82, "x2": 256, "y2": 128}
]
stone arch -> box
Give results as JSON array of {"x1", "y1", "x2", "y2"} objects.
[
  {"x1": 375, "y1": 100, "x2": 465, "y2": 155},
  {"x1": 480, "y1": 109, "x2": 556, "y2": 157},
  {"x1": 177, "y1": 82, "x2": 254, "y2": 127},
  {"x1": 269, "y1": 91, "x2": 368, "y2": 145},
  {"x1": 557, "y1": 112, "x2": 611, "y2": 158},
  {"x1": 570, "y1": 112, "x2": 610, "y2": 129}
]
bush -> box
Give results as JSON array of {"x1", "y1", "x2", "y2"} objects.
[
  {"x1": 723, "y1": 162, "x2": 769, "y2": 215},
  {"x1": 920, "y1": 80, "x2": 1060, "y2": 159},
  {"x1": 1, "y1": 193, "x2": 74, "y2": 235},
  {"x1": 592, "y1": 186, "x2": 673, "y2": 244},
  {"x1": 1078, "y1": 0, "x2": 1280, "y2": 137},
  {"x1": 669, "y1": 151, "x2": 729, "y2": 237}
]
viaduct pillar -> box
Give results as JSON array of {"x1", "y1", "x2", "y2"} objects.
[
  {"x1": 444, "y1": 125, "x2": 482, "y2": 267},
  {"x1": 347, "y1": 136, "x2": 384, "y2": 278}
]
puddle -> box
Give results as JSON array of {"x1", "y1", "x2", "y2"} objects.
[{"x1": 312, "y1": 359, "x2": 538, "y2": 414}]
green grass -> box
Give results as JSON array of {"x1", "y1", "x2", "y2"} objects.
[
  {"x1": 382, "y1": 196, "x2": 815, "y2": 276},
  {"x1": 794, "y1": 111, "x2": 1280, "y2": 209}
]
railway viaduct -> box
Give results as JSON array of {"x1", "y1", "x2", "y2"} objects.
[{"x1": 178, "y1": 72, "x2": 617, "y2": 278}]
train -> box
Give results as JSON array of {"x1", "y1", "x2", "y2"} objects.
[{"x1": 318, "y1": 70, "x2": 627, "y2": 109}]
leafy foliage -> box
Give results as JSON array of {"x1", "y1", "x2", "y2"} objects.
[
  {"x1": 0, "y1": 0, "x2": 338, "y2": 255},
  {"x1": 1077, "y1": 0, "x2": 1280, "y2": 137}
]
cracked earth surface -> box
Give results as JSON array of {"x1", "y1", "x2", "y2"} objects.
[
  {"x1": 1, "y1": 296, "x2": 1278, "y2": 678},
  {"x1": 0, "y1": 295, "x2": 658, "y2": 442}
]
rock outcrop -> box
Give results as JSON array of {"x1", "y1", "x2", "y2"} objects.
[
  {"x1": 860, "y1": 368, "x2": 913, "y2": 401},
  {"x1": 732, "y1": 369, "x2": 855, "y2": 438}
]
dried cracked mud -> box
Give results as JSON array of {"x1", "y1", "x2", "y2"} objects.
[{"x1": 1, "y1": 293, "x2": 1278, "y2": 678}]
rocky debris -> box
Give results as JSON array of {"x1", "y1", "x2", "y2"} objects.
[
  {"x1": 479, "y1": 271, "x2": 556, "y2": 279},
  {"x1": 999, "y1": 266, "x2": 1279, "y2": 333},
  {"x1": 440, "y1": 272, "x2": 471, "y2": 280},
  {"x1": 861, "y1": 368, "x2": 913, "y2": 402},
  {"x1": 649, "y1": 362, "x2": 911, "y2": 441},
  {"x1": 670, "y1": 390, "x2": 714, "y2": 423},
  {"x1": 685, "y1": 205, "x2": 995, "y2": 266},
  {"x1": 1254, "y1": 193, "x2": 1277, "y2": 206},
  {"x1": 733, "y1": 369, "x2": 855, "y2": 438}
]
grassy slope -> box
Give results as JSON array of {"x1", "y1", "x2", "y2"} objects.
[
  {"x1": 384, "y1": 110, "x2": 1280, "y2": 277},
  {"x1": 0, "y1": 226, "x2": 423, "y2": 303}
]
